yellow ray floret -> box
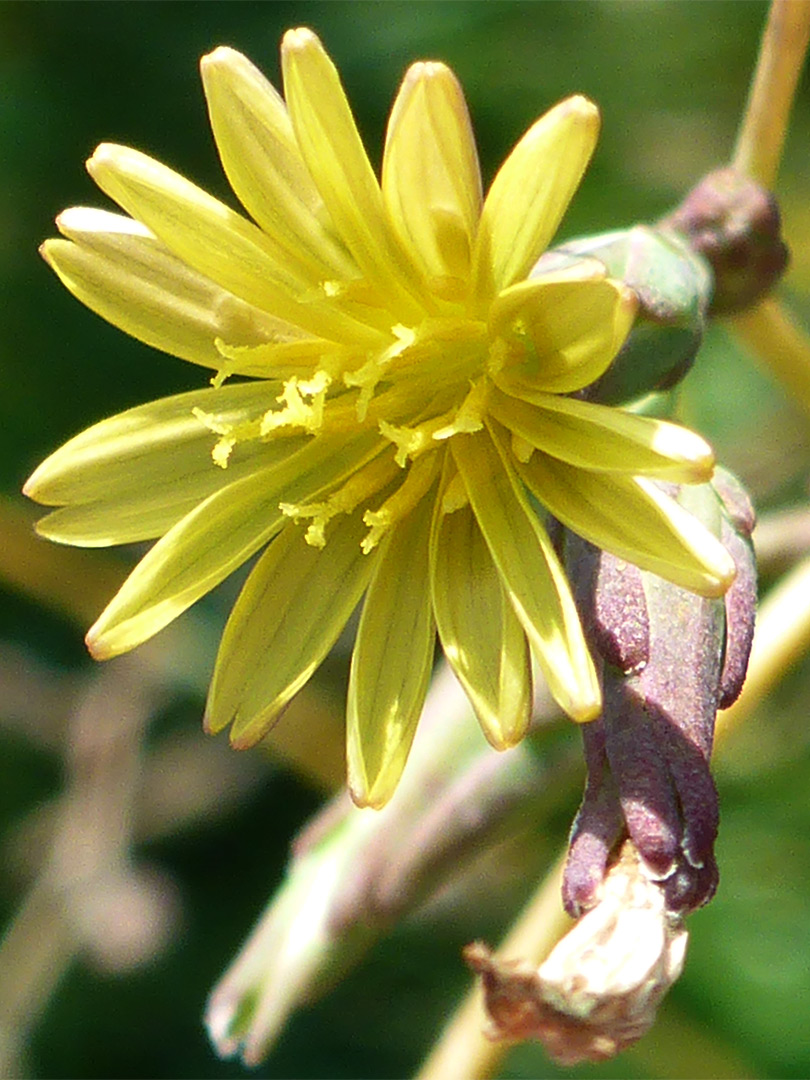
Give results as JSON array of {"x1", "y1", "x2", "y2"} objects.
[{"x1": 27, "y1": 28, "x2": 733, "y2": 808}]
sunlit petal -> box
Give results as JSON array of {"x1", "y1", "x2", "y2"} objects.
[
  {"x1": 452, "y1": 427, "x2": 600, "y2": 722},
  {"x1": 281, "y1": 28, "x2": 427, "y2": 322},
  {"x1": 42, "y1": 209, "x2": 303, "y2": 371},
  {"x1": 489, "y1": 276, "x2": 638, "y2": 394},
  {"x1": 206, "y1": 511, "x2": 376, "y2": 746},
  {"x1": 24, "y1": 381, "x2": 283, "y2": 507},
  {"x1": 88, "y1": 143, "x2": 381, "y2": 345},
  {"x1": 472, "y1": 95, "x2": 599, "y2": 307},
  {"x1": 431, "y1": 490, "x2": 531, "y2": 749},
  {"x1": 346, "y1": 486, "x2": 436, "y2": 808},
  {"x1": 201, "y1": 46, "x2": 355, "y2": 282},
  {"x1": 383, "y1": 61, "x2": 481, "y2": 291},
  {"x1": 517, "y1": 453, "x2": 737, "y2": 596},
  {"x1": 86, "y1": 432, "x2": 383, "y2": 659},
  {"x1": 490, "y1": 388, "x2": 715, "y2": 481}
]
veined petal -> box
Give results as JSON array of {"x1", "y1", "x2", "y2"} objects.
[
  {"x1": 86, "y1": 432, "x2": 384, "y2": 659},
  {"x1": 33, "y1": 432, "x2": 307, "y2": 547},
  {"x1": 431, "y1": 490, "x2": 531, "y2": 749},
  {"x1": 281, "y1": 28, "x2": 428, "y2": 322},
  {"x1": 489, "y1": 276, "x2": 637, "y2": 395},
  {"x1": 490, "y1": 388, "x2": 715, "y2": 482},
  {"x1": 43, "y1": 209, "x2": 309, "y2": 372},
  {"x1": 200, "y1": 47, "x2": 356, "y2": 282},
  {"x1": 206, "y1": 511, "x2": 376, "y2": 747},
  {"x1": 472, "y1": 95, "x2": 599, "y2": 307},
  {"x1": 517, "y1": 453, "x2": 737, "y2": 597},
  {"x1": 451, "y1": 427, "x2": 600, "y2": 722},
  {"x1": 346, "y1": 483, "x2": 436, "y2": 808},
  {"x1": 87, "y1": 144, "x2": 381, "y2": 346},
  {"x1": 24, "y1": 381, "x2": 282, "y2": 507},
  {"x1": 383, "y1": 61, "x2": 481, "y2": 290}
]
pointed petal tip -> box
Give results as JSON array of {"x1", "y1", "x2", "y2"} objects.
[
  {"x1": 200, "y1": 45, "x2": 240, "y2": 71},
  {"x1": 560, "y1": 93, "x2": 600, "y2": 125},
  {"x1": 347, "y1": 780, "x2": 389, "y2": 811},
  {"x1": 229, "y1": 730, "x2": 258, "y2": 751},
  {"x1": 201, "y1": 705, "x2": 221, "y2": 737},
  {"x1": 85, "y1": 627, "x2": 114, "y2": 661},
  {"x1": 282, "y1": 26, "x2": 321, "y2": 53},
  {"x1": 86, "y1": 143, "x2": 118, "y2": 179},
  {"x1": 569, "y1": 695, "x2": 602, "y2": 724},
  {"x1": 705, "y1": 552, "x2": 738, "y2": 598}
]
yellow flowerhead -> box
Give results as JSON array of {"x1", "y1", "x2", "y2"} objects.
[{"x1": 26, "y1": 30, "x2": 734, "y2": 807}]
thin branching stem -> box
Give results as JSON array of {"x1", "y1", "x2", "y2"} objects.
[
  {"x1": 415, "y1": 853, "x2": 570, "y2": 1080},
  {"x1": 732, "y1": 296, "x2": 810, "y2": 418},
  {"x1": 732, "y1": 0, "x2": 810, "y2": 187}
]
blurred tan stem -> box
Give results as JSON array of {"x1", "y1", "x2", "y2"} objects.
[
  {"x1": 716, "y1": 551, "x2": 810, "y2": 747},
  {"x1": 731, "y1": 297, "x2": 810, "y2": 419},
  {"x1": 732, "y1": 0, "x2": 810, "y2": 187},
  {"x1": 415, "y1": 853, "x2": 570, "y2": 1080}
]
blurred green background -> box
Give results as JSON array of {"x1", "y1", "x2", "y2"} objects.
[{"x1": 2, "y1": 2, "x2": 810, "y2": 1077}]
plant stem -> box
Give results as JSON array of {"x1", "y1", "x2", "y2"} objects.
[
  {"x1": 732, "y1": 0, "x2": 810, "y2": 187},
  {"x1": 732, "y1": 296, "x2": 810, "y2": 418},
  {"x1": 715, "y1": 550, "x2": 810, "y2": 747},
  {"x1": 415, "y1": 852, "x2": 571, "y2": 1080}
]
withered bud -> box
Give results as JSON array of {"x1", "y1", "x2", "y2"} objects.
[
  {"x1": 661, "y1": 167, "x2": 789, "y2": 315},
  {"x1": 465, "y1": 843, "x2": 687, "y2": 1066}
]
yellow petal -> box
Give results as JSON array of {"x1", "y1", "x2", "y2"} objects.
[
  {"x1": 346, "y1": 484, "x2": 436, "y2": 808},
  {"x1": 451, "y1": 427, "x2": 600, "y2": 722},
  {"x1": 42, "y1": 210, "x2": 302, "y2": 371},
  {"x1": 33, "y1": 431, "x2": 307, "y2": 547},
  {"x1": 24, "y1": 381, "x2": 281, "y2": 507},
  {"x1": 85, "y1": 432, "x2": 382, "y2": 659},
  {"x1": 383, "y1": 61, "x2": 482, "y2": 289},
  {"x1": 87, "y1": 143, "x2": 380, "y2": 346},
  {"x1": 489, "y1": 276, "x2": 637, "y2": 395},
  {"x1": 200, "y1": 47, "x2": 355, "y2": 282},
  {"x1": 205, "y1": 512, "x2": 376, "y2": 746},
  {"x1": 431, "y1": 492, "x2": 531, "y2": 749},
  {"x1": 517, "y1": 453, "x2": 736, "y2": 597},
  {"x1": 472, "y1": 95, "x2": 600, "y2": 307},
  {"x1": 489, "y1": 388, "x2": 715, "y2": 482},
  {"x1": 281, "y1": 28, "x2": 427, "y2": 323}
]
